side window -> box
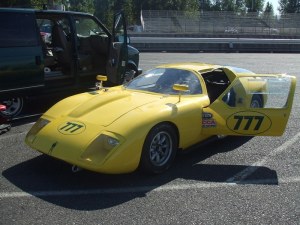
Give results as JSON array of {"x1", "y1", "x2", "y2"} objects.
[
  {"x1": 74, "y1": 16, "x2": 109, "y2": 74},
  {"x1": 202, "y1": 69, "x2": 231, "y2": 103},
  {"x1": 36, "y1": 14, "x2": 72, "y2": 76},
  {"x1": 223, "y1": 77, "x2": 293, "y2": 109},
  {"x1": 37, "y1": 19, "x2": 53, "y2": 45},
  {"x1": 0, "y1": 12, "x2": 38, "y2": 47},
  {"x1": 75, "y1": 16, "x2": 107, "y2": 38}
]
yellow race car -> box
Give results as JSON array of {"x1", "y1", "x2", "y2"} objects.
[{"x1": 25, "y1": 63, "x2": 296, "y2": 174}]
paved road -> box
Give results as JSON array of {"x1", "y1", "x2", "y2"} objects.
[{"x1": 1, "y1": 53, "x2": 299, "y2": 225}]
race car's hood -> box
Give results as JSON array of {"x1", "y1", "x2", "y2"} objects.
[{"x1": 46, "y1": 88, "x2": 161, "y2": 127}]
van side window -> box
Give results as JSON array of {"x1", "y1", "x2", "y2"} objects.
[
  {"x1": 74, "y1": 16, "x2": 109, "y2": 74},
  {"x1": 0, "y1": 12, "x2": 38, "y2": 47}
]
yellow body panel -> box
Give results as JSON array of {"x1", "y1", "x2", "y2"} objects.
[{"x1": 25, "y1": 62, "x2": 296, "y2": 174}]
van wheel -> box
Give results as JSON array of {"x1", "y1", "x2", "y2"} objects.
[
  {"x1": 0, "y1": 97, "x2": 24, "y2": 119},
  {"x1": 123, "y1": 68, "x2": 137, "y2": 84}
]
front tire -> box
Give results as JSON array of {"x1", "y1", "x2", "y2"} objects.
[
  {"x1": 123, "y1": 68, "x2": 137, "y2": 84},
  {"x1": 0, "y1": 97, "x2": 24, "y2": 119},
  {"x1": 139, "y1": 123, "x2": 178, "y2": 174}
]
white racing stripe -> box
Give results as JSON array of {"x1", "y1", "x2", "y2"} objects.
[
  {"x1": 0, "y1": 176, "x2": 299, "y2": 199},
  {"x1": 226, "y1": 132, "x2": 300, "y2": 183}
]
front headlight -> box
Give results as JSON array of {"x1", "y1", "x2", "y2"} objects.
[
  {"x1": 81, "y1": 132, "x2": 124, "y2": 162},
  {"x1": 26, "y1": 118, "x2": 50, "y2": 143},
  {"x1": 106, "y1": 136, "x2": 119, "y2": 148}
]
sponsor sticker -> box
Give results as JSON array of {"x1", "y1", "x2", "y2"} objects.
[{"x1": 202, "y1": 112, "x2": 216, "y2": 128}]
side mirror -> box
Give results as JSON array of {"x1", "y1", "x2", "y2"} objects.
[
  {"x1": 173, "y1": 84, "x2": 189, "y2": 102},
  {"x1": 173, "y1": 84, "x2": 189, "y2": 92},
  {"x1": 96, "y1": 75, "x2": 108, "y2": 90}
]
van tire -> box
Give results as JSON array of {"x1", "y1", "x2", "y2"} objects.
[{"x1": 0, "y1": 97, "x2": 24, "y2": 119}]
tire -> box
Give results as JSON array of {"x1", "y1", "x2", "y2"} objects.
[
  {"x1": 123, "y1": 67, "x2": 137, "y2": 84},
  {"x1": 0, "y1": 97, "x2": 24, "y2": 119},
  {"x1": 139, "y1": 123, "x2": 178, "y2": 174},
  {"x1": 250, "y1": 95, "x2": 263, "y2": 108}
]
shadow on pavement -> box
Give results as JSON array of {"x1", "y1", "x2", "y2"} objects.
[{"x1": 2, "y1": 136, "x2": 278, "y2": 210}]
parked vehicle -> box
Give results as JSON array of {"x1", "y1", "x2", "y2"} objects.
[
  {"x1": 25, "y1": 62, "x2": 296, "y2": 174},
  {"x1": 0, "y1": 8, "x2": 141, "y2": 119}
]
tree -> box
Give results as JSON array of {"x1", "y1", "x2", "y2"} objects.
[
  {"x1": 94, "y1": 0, "x2": 136, "y2": 29},
  {"x1": 199, "y1": 0, "x2": 212, "y2": 11},
  {"x1": 279, "y1": 0, "x2": 299, "y2": 13},
  {"x1": 68, "y1": 0, "x2": 94, "y2": 13},
  {"x1": 135, "y1": 0, "x2": 199, "y2": 11},
  {"x1": 211, "y1": 0, "x2": 222, "y2": 11},
  {"x1": 264, "y1": 1, "x2": 274, "y2": 13},
  {"x1": 0, "y1": 0, "x2": 31, "y2": 7},
  {"x1": 222, "y1": 0, "x2": 236, "y2": 11},
  {"x1": 262, "y1": 1, "x2": 275, "y2": 20},
  {"x1": 245, "y1": 0, "x2": 265, "y2": 12}
]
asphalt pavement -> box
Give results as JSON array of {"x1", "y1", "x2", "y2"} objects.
[{"x1": 1, "y1": 53, "x2": 299, "y2": 225}]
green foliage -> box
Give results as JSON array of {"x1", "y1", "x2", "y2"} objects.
[
  {"x1": 1, "y1": 0, "x2": 298, "y2": 21},
  {"x1": 137, "y1": 0, "x2": 199, "y2": 11},
  {"x1": 262, "y1": 1, "x2": 275, "y2": 18},
  {"x1": 68, "y1": 0, "x2": 94, "y2": 13},
  {"x1": 0, "y1": 0, "x2": 31, "y2": 7},
  {"x1": 279, "y1": 0, "x2": 299, "y2": 13},
  {"x1": 264, "y1": 1, "x2": 274, "y2": 13},
  {"x1": 245, "y1": 0, "x2": 265, "y2": 12}
]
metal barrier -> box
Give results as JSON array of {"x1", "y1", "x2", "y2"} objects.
[
  {"x1": 130, "y1": 10, "x2": 300, "y2": 52},
  {"x1": 130, "y1": 37, "x2": 300, "y2": 53},
  {"x1": 138, "y1": 10, "x2": 300, "y2": 37}
]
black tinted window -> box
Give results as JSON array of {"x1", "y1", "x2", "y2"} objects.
[{"x1": 0, "y1": 12, "x2": 38, "y2": 47}]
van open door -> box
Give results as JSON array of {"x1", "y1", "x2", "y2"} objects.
[
  {"x1": 202, "y1": 74, "x2": 296, "y2": 136},
  {"x1": 106, "y1": 12, "x2": 128, "y2": 85}
]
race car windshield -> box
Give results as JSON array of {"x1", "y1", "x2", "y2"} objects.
[{"x1": 125, "y1": 68, "x2": 202, "y2": 95}]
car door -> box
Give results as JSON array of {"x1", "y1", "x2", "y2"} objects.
[
  {"x1": 201, "y1": 74, "x2": 296, "y2": 136},
  {"x1": 106, "y1": 12, "x2": 128, "y2": 85}
]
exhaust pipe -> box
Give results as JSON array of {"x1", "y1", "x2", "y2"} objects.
[{"x1": 71, "y1": 165, "x2": 82, "y2": 173}]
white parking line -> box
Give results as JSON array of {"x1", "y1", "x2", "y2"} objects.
[
  {"x1": 0, "y1": 176, "x2": 299, "y2": 199},
  {"x1": 226, "y1": 131, "x2": 300, "y2": 183},
  {"x1": 1, "y1": 130, "x2": 299, "y2": 199}
]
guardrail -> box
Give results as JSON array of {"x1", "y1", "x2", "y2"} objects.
[{"x1": 130, "y1": 37, "x2": 300, "y2": 53}]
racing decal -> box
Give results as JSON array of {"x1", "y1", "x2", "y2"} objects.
[
  {"x1": 226, "y1": 111, "x2": 272, "y2": 135},
  {"x1": 202, "y1": 112, "x2": 216, "y2": 128},
  {"x1": 58, "y1": 121, "x2": 86, "y2": 135}
]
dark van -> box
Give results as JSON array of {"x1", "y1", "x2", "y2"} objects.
[{"x1": 0, "y1": 8, "x2": 141, "y2": 119}]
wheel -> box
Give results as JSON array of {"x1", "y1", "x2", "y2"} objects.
[
  {"x1": 250, "y1": 95, "x2": 263, "y2": 108},
  {"x1": 0, "y1": 97, "x2": 24, "y2": 118},
  {"x1": 139, "y1": 123, "x2": 178, "y2": 174},
  {"x1": 123, "y1": 68, "x2": 137, "y2": 84}
]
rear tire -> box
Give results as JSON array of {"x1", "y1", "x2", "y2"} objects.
[
  {"x1": 139, "y1": 123, "x2": 178, "y2": 174},
  {"x1": 250, "y1": 95, "x2": 263, "y2": 108}
]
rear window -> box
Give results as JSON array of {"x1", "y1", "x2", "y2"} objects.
[{"x1": 0, "y1": 12, "x2": 38, "y2": 47}]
